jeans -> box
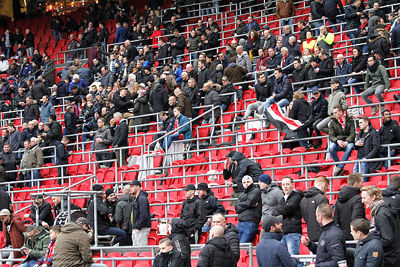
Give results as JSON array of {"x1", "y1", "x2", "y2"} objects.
[
  {"x1": 346, "y1": 30, "x2": 357, "y2": 44},
  {"x1": 329, "y1": 142, "x2": 355, "y2": 170},
  {"x1": 4, "y1": 47, "x2": 12, "y2": 59},
  {"x1": 297, "y1": 128, "x2": 310, "y2": 147},
  {"x1": 237, "y1": 221, "x2": 258, "y2": 243},
  {"x1": 27, "y1": 47, "x2": 34, "y2": 57},
  {"x1": 190, "y1": 53, "x2": 198, "y2": 65},
  {"x1": 221, "y1": 103, "x2": 229, "y2": 112},
  {"x1": 282, "y1": 233, "x2": 302, "y2": 267},
  {"x1": 347, "y1": 78, "x2": 362, "y2": 94},
  {"x1": 280, "y1": 18, "x2": 294, "y2": 33},
  {"x1": 381, "y1": 150, "x2": 397, "y2": 169},
  {"x1": 96, "y1": 152, "x2": 111, "y2": 168},
  {"x1": 52, "y1": 30, "x2": 62, "y2": 40},
  {"x1": 57, "y1": 166, "x2": 67, "y2": 185},
  {"x1": 26, "y1": 169, "x2": 41, "y2": 187},
  {"x1": 316, "y1": 117, "x2": 331, "y2": 134},
  {"x1": 19, "y1": 260, "x2": 38, "y2": 267},
  {"x1": 313, "y1": 20, "x2": 324, "y2": 36},
  {"x1": 243, "y1": 101, "x2": 266, "y2": 120},
  {"x1": 353, "y1": 160, "x2": 370, "y2": 178},
  {"x1": 166, "y1": 133, "x2": 181, "y2": 149},
  {"x1": 362, "y1": 85, "x2": 386, "y2": 108},
  {"x1": 106, "y1": 227, "x2": 126, "y2": 245},
  {"x1": 132, "y1": 227, "x2": 150, "y2": 246}
]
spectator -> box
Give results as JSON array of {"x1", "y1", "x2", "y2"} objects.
[
  {"x1": 309, "y1": 88, "x2": 328, "y2": 149},
  {"x1": 382, "y1": 175, "x2": 400, "y2": 211},
  {"x1": 53, "y1": 219, "x2": 107, "y2": 267},
  {"x1": 34, "y1": 225, "x2": 62, "y2": 267},
  {"x1": 334, "y1": 173, "x2": 365, "y2": 240},
  {"x1": 329, "y1": 105, "x2": 356, "y2": 176},
  {"x1": 19, "y1": 120, "x2": 37, "y2": 149},
  {"x1": 223, "y1": 60, "x2": 247, "y2": 84},
  {"x1": 197, "y1": 183, "x2": 225, "y2": 232},
  {"x1": 234, "y1": 18, "x2": 248, "y2": 39},
  {"x1": 236, "y1": 45, "x2": 252, "y2": 73},
  {"x1": 25, "y1": 138, "x2": 43, "y2": 186},
  {"x1": 0, "y1": 54, "x2": 9, "y2": 73},
  {"x1": 300, "y1": 31, "x2": 316, "y2": 55},
  {"x1": 260, "y1": 30, "x2": 277, "y2": 50},
  {"x1": 55, "y1": 136, "x2": 72, "y2": 182},
  {"x1": 153, "y1": 237, "x2": 184, "y2": 267},
  {"x1": 180, "y1": 184, "x2": 206, "y2": 244},
  {"x1": 274, "y1": 176, "x2": 303, "y2": 257},
  {"x1": 40, "y1": 95, "x2": 55, "y2": 123},
  {"x1": 23, "y1": 96, "x2": 40, "y2": 123},
  {"x1": 217, "y1": 76, "x2": 236, "y2": 112},
  {"x1": 211, "y1": 213, "x2": 240, "y2": 263},
  {"x1": 335, "y1": 54, "x2": 352, "y2": 87},
  {"x1": 300, "y1": 176, "x2": 329, "y2": 242},
  {"x1": 246, "y1": 15, "x2": 260, "y2": 32},
  {"x1": 345, "y1": 0, "x2": 364, "y2": 41},
  {"x1": 1, "y1": 143, "x2": 18, "y2": 182},
  {"x1": 25, "y1": 194, "x2": 54, "y2": 228},
  {"x1": 310, "y1": 0, "x2": 324, "y2": 36},
  {"x1": 202, "y1": 82, "x2": 221, "y2": 124},
  {"x1": 0, "y1": 209, "x2": 26, "y2": 264},
  {"x1": 50, "y1": 12, "x2": 63, "y2": 40},
  {"x1": 87, "y1": 184, "x2": 126, "y2": 246},
  {"x1": 235, "y1": 175, "x2": 262, "y2": 243},
  {"x1": 348, "y1": 47, "x2": 367, "y2": 94},
  {"x1": 353, "y1": 116, "x2": 381, "y2": 176},
  {"x1": 115, "y1": 185, "x2": 133, "y2": 245},
  {"x1": 170, "y1": 29, "x2": 186, "y2": 63},
  {"x1": 362, "y1": 55, "x2": 390, "y2": 115},
  {"x1": 168, "y1": 218, "x2": 191, "y2": 267},
  {"x1": 229, "y1": 152, "x2": 263, "y2": 194},
  {"x1": 256, "y1": 216, "x2": 297, "y2": 267},
  {"x1": 114, "y1": 22, "x2": 128, "y2": 43},
  {"x1": 51, "y1": 195, "x2": 81, "y2": 222},
  {"x1": 130, "y1": 180, "x2": 151, "y2": 246},
  {"x1": 111, "y1": 112, "x2": 128, "y2": 166},
  {"x1": 103, "y1": 188, "x2": 117, "y2": 227},
  {"x1": 276, "y1": 0, "x2": 295, "y2": 29},
  {"x1": 93, "y1": 118, "x2": 113, "y2": 168},
  {"x1": 174, "y1": 88, "x2": 192, "y2": 118},
  {"x1": 298, "y1": 20, "x2": 312, "y2": 42},
  {"x1": 197, "y1": 225, "x2": 235, "y2": 267},
  {"x1": 45, "y1": 114, "x2": 63, "y2": 148},
  {"x1": 361, "y1": 185, "x2": 400, "y2": 266},
  {"x1": 280, "y1": 47, "x2": 294, "y2": 74},
  {"x1": 163, "y1": 107, "x2": 191, "y2": 150},
  {"x1": 288, "y1": 91, "x2": 312, "y2": 148},
  {"x1": 301, "y1": 203, "x2": 347, "y2": 266},
  {"x1": 379, "y1": 110, "x2": 400, "y2": 169},
  {"x1": 19, "y1": 225, "x2": 51, "y2": 267},
  {"x1": 323, "y1": 0, "x2": 345, "y2": 32},
  {"x1": 292, "y1": 60, "x2": 307, "y2": 92},
  {"x1": 316, "y1": 26, "x2": 335, "y2": 56}
]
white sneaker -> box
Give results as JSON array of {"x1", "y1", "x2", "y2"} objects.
[{"x1": 254, "y1": 113, "x2": 264, "y2": 120}]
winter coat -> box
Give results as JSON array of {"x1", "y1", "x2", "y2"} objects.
[
  {"x1": 115, "y1": 26, "x2": 128, "y2": 43},
  {"x1": 46, "y1": 121, "x2": 62, "y2": 146},
  {"x1": 1, "y1": 151, "x2": 18, "y2": 181},
  {"x1": 203, "y1": 89, "x2": 221, "y2": 120},
  {"x1": 40, "y1": 102, "x2": 55, "y2": 123},
  {"x1": 19, "y1": 128, "x2": 36, "y2": 148},
  {"x1": 327, "y1": 89, "x2": 348, "y2": 116},
  {"x1": 379, "y1": 119, "x2": 400, "y2": 154},
  {"x1": 236, "y1": 52, "x2": 252, "y2": 72},
  {"x1": 323, "y1": 0, "x2": 344, "y2": 19},
  {"x1": 31, "y1": 82, "x2": 50, "y2": 101},
  {"x1": 345, "y1": 4, "x2": 363, "y2": 30},
  {"x1": 197, "y1": 68, "x2": 211, "y2": 89},
  {"x1": 22, "y1": 226, "x2": 50, "y2": 262},
  {"x1": 276, "y1": 0, "x2": 295, "y2": 19},
  {"x1": 197, "y1": 236, "x2": 236, "y2": 267},
  {"x1": 382, "y1": 186, "x2": 400, "y2": 212},
  {"x1": 76, "y1": 67, "x2": 93, "y2": 86},
  {"x1": 368, "y1": 34, "x2": 391, "y2": 59},
  {"x1": 289, "y1": 98, "x2": 311, "y2": 125},
  {"x1": 64, "y1": 111, "x2": 79, "y2": 135},
  {"x1": 335, "y1": 61, "x2": 353, "y2": 86},
  {"x1": 55, "y1": 141, "x2": 70, "y2": 166},
  {"x1": 329, "y1": 115, "x2": 356, "y2": 144},
  {"x1": 255, "y1": 81, "x2": 273, "y2": 102},
  {"x1": 133, "y1": 95, "x2": 151, "y2": 132},
  {"x1": 170, "y1": 35, "x2": 186, "y2": 57},
  {"x1": 132, "y1": 190, "x2": 151, "y2": 230},
  {"x1": 351, "y1": 55, "x2": 367, "y2": 81},
  {"x1": 173, "y1": 114, "x2": 192, "y2": 141},
  {"x1": 112, "y1": 119, "x2": 129, "y2": 147},
  {"x1": 3, "y1": 213, "x2": 26, "y2": 258},
  {"x1": 200, "y1": 191, "x2": 225, "y2": 216},
  {"x1": 267, "y1": 54, "x2": 282, "y2": 69},
  {"x1": 274, "y1": 190, "x2": 303, "y2": 234},
  {"x1": 273, "y1": 75, "x2": 293, "y2": 103},
  {"x1": 310, "y1": 0, "x2": 324, "y2": 20},
  {"x1": 26, "y1": 144, "x2": 43, "y2": 169},
  {"x1": 223, "y1": 223, "x2": 240, "y2": 263},
  {"x1": 0, "y1": 190, "x2": 10, "y2": 211},
  {"x1": 353, "y1": 232, "x2": 383, "y2": 267},
  {"x1": 334, "y1": 186, "x2": 365, "y2": 240},
  {"x1": 100, "y1": 72, "x2": 114, "y2": 88},
  {"x1": 93, "y1": 126, "x2": 113, "y2": 151},
  {"x1": 169, "y1": 219, "x2": 191, "y2": 267},
  {"x1": 261, "y1": 184, "x2": 284, "y2": 223},
  {"x1": 180, "y1": 196, "x2": 206, "y2": 235},
  {"x1": 114, "y1": 194, "x2": 133, "y2": 232},
  {"x1": 150, "y1": 83, "x2": 169, "y2": 113},
  {"x1": 114, "y1": 94, "x2": 134, "y2": 114},
  {"x1": 256, "y1": 232, "x2": 297, "y2": 267},
  {"x1": 259, "y1": 35, "x2": 277, "y2": 50},
  {"x1": 219, "y1": 83, "x2": 236, "y2": 106},
  {"x1": 29, "y1": 200, "x2": 54, "y2": 226},
  {"x1": 307, "y1": 221, "x2": 346, "y2": 266},
  {"x1": 8, "y1": 129, "x2": 21, "y2": 152},
  {"x1": 311, "y1": 96, "x2": 328, "y2": 122},
  {"x1": 354, "y1": 126, "x2": 382, "y2": 172},
  {"x1": 53, "y1": 222, "x2": 94, "y2": 267},
  {"x1": 231, "y1": 152, "x2": 263, "y2": 192},
  {"x1": 23, "y1": 103, "x2": 40, "y2": 123},
  {"x1": 87, "y1": 196, "x2": 111, "y2": 234},
  {"x1": 176, "y1": 94, "x2": 192, "y2": 118},
  {"x1": 153, "y1": 250, "x2": 183, "y2": 267},
  {"x1": 292, "y1": 67, "x2": 307, "y2": 91},
  {"x1": 235, "y1": 183, "x2": 262, "y2": 224},
  {"x1": 300, "y1": 187, "x2": 329, "y2": 242},
  {"x1": 364, "y1": 63, "x2": 390, "y2": 90},
  {"x1": 223, "y1": 63, "x2": 247, "y2": 83},
  {"x1": 188, "y1": 35, "x2": 201, "y2": 53},
  {"x1": 316, "y1": 32, "x2": 335, "y2": 55},
  {"x1": 318, "y1": 57, "x2": 334, "y2": 88}
]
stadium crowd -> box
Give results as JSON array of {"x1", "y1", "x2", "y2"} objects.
[{"x1": 0, "y1": 0, "x2": 400, "y2": 266}]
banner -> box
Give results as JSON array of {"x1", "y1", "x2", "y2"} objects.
[{"x1": 264, "y1": 103, "x2": 303, "y2": 134}]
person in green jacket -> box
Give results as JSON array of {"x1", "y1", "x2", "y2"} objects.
[
  {"x1": 362, "y1": 55, "x2": 390, "y2": 115},
  {"x1": 19, "y1": 225, "x2": 50, "y2": 267}
]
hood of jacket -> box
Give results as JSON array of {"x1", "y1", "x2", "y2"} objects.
[
  {"x1": 338, "y1": 186, "x2": 361, "y2": 203},
  {"x1": 263, "y1": 231, "x2": 283, "y2": 241},
  {"x1": 97, "y1": 125, "x2": 110, "y2": 133},
  {"x1": 206, "y1": 236, "x2": 229, "y2": 250},
  {"x1": 170, "y1": 218, "x2": 189, "y2": 235},
  {"x1": 231, "y1": 151, "x2": 245, "y2": 162},
  {"x1": 61, "y1": 222, "x2": 86, "y2": 234},
  {"x1": 382, "y1": 186, "x2": 400, "y2": 198},
  {"x1": 304, "y1": 186, "x2": 324, "y2": 198}
]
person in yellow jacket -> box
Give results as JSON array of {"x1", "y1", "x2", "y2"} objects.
[
  {"x1": 301, "y1": 31, "x2": 317, "y2": 55},
  {"x1": 316, "y1": 26, "x2": 335, "y2": 56}
]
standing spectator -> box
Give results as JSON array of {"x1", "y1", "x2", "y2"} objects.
[
  {"x1": 353, "y1": 116, "x2": 381, "y2": 176},
  {"x1": 19, "y1": 225, "x2": 50, "y2": 267},
  {"x1": 0, "y1": 209, "x2": 26, "y2": 264},
  {"x1": 25, "y1": 195, "x2": 54, "y2": 227},
  {"x1": 345, "y1": 0, "x2": 364, "y2": 41},
  {"x1": 197, "y1": 183, "x2": 225, "y2": 232},
  {"x1": 350, "y1": 218, "x2": 383, "y2": 267},
  {"x1": 25, "y1": 138, "x2": 43, "y2": 186},
  {"x1": 93, "y1": 118, "x2": 113, "y2": 168},
  {"x1": 229, "y1": 152, "x2": 263, "y2": 194},
  {"x1": 211, "y1": 213, "x2": 240, "y2": 264},
  {"x1": 115, "y1": 185, "x2": 133, "y2": 246},
  {"x1": 310, "y1": 0, "x2": 324, "y2": 36},
  {"x1": 362, "y1": 55, "x2": 390, "y2": 115},
  {"x1": 55, "y1": 136, "x2": 72, "y2": 183},
  {"x1": 23, "y1": 28, "x2": 35, "y2": 58},
  {"x1": 130, "y1": 180, "x2": 151, "y2": 246},
  {"x1": 168, "y1": 218, "x2": 191, "y2": 267},
  {"x1": 235, "y1": 176, "x2": 262, "y2": 243},
  {"x1": 301, "y1": 203, "x2": 347, "y2": 266},
  {"x1": 334, "y1": 173, "x2": 365, "y2": 240},
  {"x1": 361, "y1": 185, "x2": 400, "y2": 266},
  {"x1": 1, "y1": 29, "x2": 14, "y2": 59},
  {"x1": 382, "y1": 176, "x2": 400, "y2": 211},
  {"x1": 53, "y1": 219, "x2": 107, "y2": 267},
  {"x1": 256, "y1": 217, "x2": 297, "y2": 267},
  {"x1": 7, "y1": 124, "x2": 21, "y2": 153},
  {"x1": 170, "y1": 30, "x2": 186, "y2": 64},
  {"x1": 51, "y1": 195, "x2": 81, "y2": 221},
  {"x1": 50, "y1": 12, "x2": 63, "y2": 40},
  {"x1": 23, "y1": 96, "x2": 40, "y2": 123},
  {"x1": 316, "y1": 49, "x2": 334, "y2": 94},
  {"x1": 197, "y1": 225, "x2": 235, "y2": 267},
  {"x1": 103, "y1": 189, "x2": 117, "y2": 227},
  {"x1": 276, "y1": 0, "x2": 295, "y2": 29},
  {"x1": 174, "y1": 88, "x2": 192, "y2": 118},
  {"x1": 40, "y1": 95, "x2": 55, "y2": 123},
  {"x1": 1, "y1": 143, "x2": 18, "y2": 182},
  {"x1": 153, "y1": 238, "x2": 184, "y2": 267},
  {"x1": 235, "y1": 45, "x2": 252, "y2": 73},
  {"x1": 274, "y1": 176, "x2": 303, "y2": 257},
  {"x1": 300, "y1": 176, "x2": 329, "y2": 242},
  {"x1": 202, "y1": 82, "x2": 221, "y2": 124},
  {"x1": 329, "y1": 105, "x2": 356, "y2": 176},
  {"x1": 180, "y1": 184, "x2": 206, "y2": 244},
  {"x1": 323, "y1": 0, "x2": 345, "y2": 32},
  {"x1": 45, "y1": 114, "x2": 63, "y2": 148},
  {"x1": 114, "y1": 22, "x2": 128, "y2": 43},
  {"x1": 379, "y1": 110, "x2": 400, "y2": 168},
  {"x1": 310, "y1": 88, "x2": 328, "y2": 149},
  {"x1": 112, "y1": 112, "x2": 128, "y2": 166}
]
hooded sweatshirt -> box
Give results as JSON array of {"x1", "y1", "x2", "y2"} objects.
[
  {"x1": 197, "y1": 236, "x2": 236, "y2": 267},
  {"x1": 169, "y1": 218, "x2": 191, "y2": 267}
]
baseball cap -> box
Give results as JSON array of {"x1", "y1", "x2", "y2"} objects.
[
  {"x1": 184, "y1": 184, "x2": 196, "y2": 191},
  {"x1": 76, "y1": 217, "x2": 89, "y2": 225},
  {"x1": 312, "y1": 87, "x2": 320, "y2": 94},
  {"x1": 197, "y1": 183, "x2": 209, "y2": 191},
  {"x1": 0, "y1": 209, "x2": 10, "y2": 216},
  {"x1": 242, "y1": 175, "x2": 253, "y2": 183},
  {"x1": 130, "y1": 180, "x2": 141, "y2": 187},
  {"x1": 72, "y1": 74, "x2": 80, "y2": 80},
  {"x1": 225, "y1": 151, "x2": 236, "y2": 158},
  {"x1": 262, "y1": 216, "x2": 283, "y2": 232}
]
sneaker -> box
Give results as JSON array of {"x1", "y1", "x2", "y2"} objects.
[
  {"x1": 333, "y1": 167, "x2": 343, "y2": 177},
  {"x1": 254, "y1": 113, "x2": 264, "y2": 120},
  {"x1": 371, "y1": 106, "x2": 378, "y2": 115}
]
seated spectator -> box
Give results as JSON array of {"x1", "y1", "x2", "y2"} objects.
[
  {"x1": 162, "y1": 107, "x2": 192, "y2": 150},
  {"x1": 260, "y1": 30, "x2": 277, "y2": 50},
  {"x1": 174, "y1": 88, "x2": 192, "y2": 118},
  {"x1": 329, "y1": 105, "x2": 356, "y2": 176},
  {"x1": 368, "y1": 25, "x2": 391, "y2": 60},
  {"x1": 287, "y1": 36, "x2": 301, "y2": 58},
  {"x1": 202, "y1": 82, "x2": 221, "y2": 125},
  {"x1": 255, "y1": 48, "x2": 268, "y2": 72},
  {"x1": 51, "y1": 195, "x2": 81, "y2": 222},
  {"x1": 234, "y1": 18, "x2": 248, "y2": 40},
  {"x1": 0, "y1": 209, "x2": 26, "y2": 265},
  {"x1": 236, "y1": 45, "x2": 252, "y2": 73},
  {"x1": 197, "y1": 183, "x2": 225, "y2": 232},
  {"x1": 310, "y1": 88, "x2": 328, "y2": 148},
  {"x1": 347, "y1": 47, "x2": 367, "y2": 94},
  {"x1": 316, "y1": 26, "x2": 335, "y2": 56},
  {"x1": 34, "y1": 225, "x2": 61, "y2": 267},
  {"x1": 19, "y1": 225, "x2": 50, "y2": 267},
  {"x1": 335, "y1": 54, "x2": 352, "y2": 87},
  {"x1": 235, "y1": 175, "x2": 261, "y2": 243},
  {"x1": 168, "y1": 218, "x2": 191, "y2": 267},
  {"x1": 256, "y1": 216, "x2": 297, "y2": 267},
  {"x1": 223, "y1": 59, "x2": 248, "y2": 84},
  {"x1": 103, "y1": 188, "x2": 117, "y2": 227},
  {"x1": 281, "y1": 25, "x2": 296, "y2": 48},
  {"x1": 292, "y1": 59, "x2": 307, "y2": 91},
  {"x1": 362, "y1": 55, "x2": 390, "y2": 115},
  {"x1": 24, "y1": 194, "x2": 54, "y2": 228},
  {"x1": 300, "y1": 31, "x2": 316, "y2": 55},
  {"x1": 153, "y1": 238, "x2": 184, "y2": 267},
  {"x1": 280, "y1": 47, "x2": 294, "y2": 74},
  {"x1": 353, "y1": 116, "x2": 381, "y2": 177},
  {"x1": 379, "y1": 110, "x2": 400, "y2": 169}
]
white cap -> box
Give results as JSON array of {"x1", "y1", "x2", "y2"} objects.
[
  {"x1": 242, "y1": 175, "x2": 253, "y2": 183},
  {"x1": 0, "y1": 209, "x2": 10, "y2": 216},
  {"x1": 72, "y1": 74, "x2": 79, "y2": 80}
]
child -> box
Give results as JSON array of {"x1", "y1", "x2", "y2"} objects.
[{"x1": 33, "y1": 225, "x2": 61, "y2": 267}]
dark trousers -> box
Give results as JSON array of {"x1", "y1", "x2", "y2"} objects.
[{"x1": 95, "y1": 152, "x2": 111, "y2": 168}]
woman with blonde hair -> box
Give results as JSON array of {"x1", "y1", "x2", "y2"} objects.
[{"x1": 361, "y1": 185, "x2": 400, "y2": 266}]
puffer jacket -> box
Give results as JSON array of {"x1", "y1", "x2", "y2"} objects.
[
  {"x1": 354, "y1": 126, "x2": 382, "y2": 172},
  {"x1": 235, "y1": 183, "x2": 262, "y2": 225},
  {"x1": 224, "y1": 223, "x2": 240, "y2": 263},
  {"x1": 334, "y1": 186, "x2": 365, "y2": 240},
  {"x1": 379, "y1": 119, "x2": 400, "y2": 154},
  {"x1": 261, "y1": 184, "x2": 284, "y2": 223},
  {"x1": 200, "y1": 190, "x2": 225, "y2": 216},
  {"x1": 197, "y1": 236, "x2": 236, "y2": 267},
  {"x1": 274, "y1": 190, "x2": 303, "y2": 234},
  {"x1": 273, "y1": 74, "x2": 293, "y2": 103},
  {"x1": 300, "y1": 187, "x2": 329, "y2": 242},
  {"x1": 382, "y1": 185, "x2": 400, "y2": 212},
  {"x1": 231, "y1": 152, "x2": 263, "y2": 192},
  {"x1": 169, "y1": 218, "x2": 191, "y2": 267},
  {"x1": 345, "y1": 4, "x2": 363, "y2": 30},
  {"x1": 256, "y1": 232, "x2": 297, "y2": 267},
  {"x1": 180, "y1": 196, "x2": 206, "y2": 235}
]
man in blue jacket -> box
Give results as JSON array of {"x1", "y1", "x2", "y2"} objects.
[
  {"x1": 130, "y1": 180, "x2": 151, "y2": 246},
  {"x1": 115, "y1": 22, "x2": 128, "y2": 44},
  {"x1": 55, "y1": 136, "x2": 71, "y2": 184},
  {"x1": 164, "y1": 107, "x2": 192, "y2": 150},
  {"x1": 262, "y1": 67, "x2": 293, "y2": 112},
  {"x1": 256, "y1": 216, "x2": 297, "y2": 267}
]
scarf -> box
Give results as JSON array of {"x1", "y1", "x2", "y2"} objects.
[
  {"x1": 370, "y1": 199, "x2": 384, "y2": 228},
  {"x1": 367, "y1": 60, "x2": 379, "y2": 73},
  {"x1": 337, "y1": 111, "x2": 347, "y2": 130}
]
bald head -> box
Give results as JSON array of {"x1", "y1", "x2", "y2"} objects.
[
  {"x1": 210, "y1": 225, "x2": 225, "y2": 238},
  {"x1": 174, "y1": 88, "x2": 182, "y2": 96}
]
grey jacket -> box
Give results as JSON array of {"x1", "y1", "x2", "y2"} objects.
[
  {"x1": 327, "y1": 88, "x2": 348, "y2": 116},
  {"x1": 261, "y1": 184, "x2": 284, "y2": 222},
  {"x1": 236, "y1": 51, "x2": 252, "y2": 72},
  {"x1": 93, "y1": 126, "x2": 113, "y2": 151},
  {"x1": 115, "y1": 194, "x2": 133, "y2": 233}
]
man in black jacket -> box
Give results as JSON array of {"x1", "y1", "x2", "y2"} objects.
[
  {"x1": 382, "y1": 175, "x2": 400, "y2": 212},
  {"x1": 113, "y1": 88, "x2": 134, "y2": 130},
  {"x1": 212, "y1": 213, "x2": 240, "y2": 264},
  {"x1": 180, "y1": 184, "x2": 206, "y2": 244},
  {"x1": 170, "y1": 29, "x2": 185, "y2": 64},
  {"x1": 334, "y1": 173, "x2": 365, "y2": 240},
  {"x1": 112, "y1": 112, "x2": 128, "y2": 166},
  {"x1": 379, "y1": 110, "x2": 400, "y2": 169},
  {"x1": 130, "y1": 180, "x2": 151, "y2": 246},
  {"x1": 197, "y1": 183, "x2": 225, "y2": 232},
  {"x1": 55, "y1": 136, "x2": 71, "y2": 184},
  {"x1": 25, "y1": 195, "x2": 54, "y2": 227},
  {"x1": 274, "y1": 176, "x2": 303, "y2": 257},
  {"x1": 345, "y1": 0, "x2": 364, "y2": 41},
  {"x1": 310, "y1": 0, "x2": 324, "y2": 36},
  {"x1": 23, "y1": 96, "x2": 40, "y2": 123},
  {"x1": 310, "y1": 88, "x2": 328, "y2": 148},
  {"x1": 317, "y1": 50, "x2": 334, "y2": 95},
  {"x1": 230, "y1": 152, "x2": 263, "y2": 194},
  {"x1": 301, "y1": 203, "x2": 346, "y2": 266},
  {"x1": 169, "y1": 218, "x2": 191, "y2": 267},
  {"x1": 51, "y1": 195, "x2": 81, "y2": 220},
  {"x1": 235, "y1": 176, "x2": 262, "y2": 243},
  {"x1": 292, "y1": 59, "x2": 307, "y2": 91},
  {"x1": 197, "y1": 225, "x2": 235, "y2": 267},
  {"x1": 300, "y1": 176, "x2": 329, "y2": 242},
  {"x1": 153, "y1": 238, "x2": 184, "y2": 267}
]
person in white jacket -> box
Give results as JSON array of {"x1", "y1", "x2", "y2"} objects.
[{"x1": 0, "y1": 54, "x2": 9, "y2": 74}]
